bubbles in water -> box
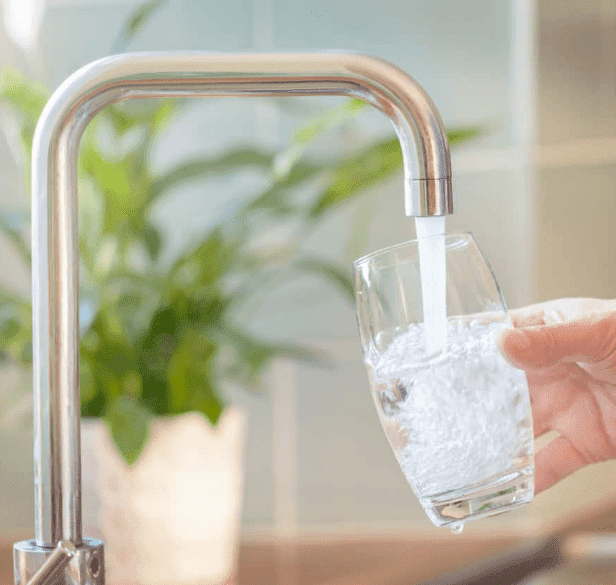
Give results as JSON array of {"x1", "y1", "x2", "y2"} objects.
[
  {"x1": 450, "y1": 522, "x2": 464, "y2": 534},
  {"x1": 368, "y1": 321, "x2": 533, "y2": 497}
]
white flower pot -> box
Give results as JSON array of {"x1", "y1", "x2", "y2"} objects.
[{"x1": 81, "y1": 408, "x2": 246, "y2": 585}]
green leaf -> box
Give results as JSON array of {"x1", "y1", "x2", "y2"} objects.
[
  {"x1": 308, "y1": 126, "x2": 482, "y2": 218},
  {"x1": 150, "y1": 100, "x2": 177, "y2": 132},
  {"x1": 246, "y1": 159, "x2": 321, "y2": 216},
  {"x1": 79, "y1": 356, "x2": 98, "y2": 404},
  {"x1": 122, "y1": 370, "x2": 143, "y2": 398},
  {"x1": 0, "y1": 67, "x2": 49, "y2": 124},
  {"x1": 77, "y1": 175, "x2": 104, "y2": 270},
  {"x1": 0, "y1": 285, "x2": 27, "y2": 305},
  {"x1": 274, "y1": 98, "x2": 368, "y2": 180},
  {"x1": 142, "y1": 222, "x2": 162, "y2": 260},
  {"x1": 105, "y1": 395, "x2": 152, "y2": 465},
  {"x1": 145, "y1": 147, "x2": 274, "y2": 211},
  {"x1": 447, "y1": 126, "x2": 484, "y2": 146},
  {"x1": 104, "y1": 100, "x2": 177, "y2": 138},
  {"x1": 112, "y1": 0, "x2": 167, "y2": 53},
  {"x1": 138, "y1": 306, "x2": 180, "y2": 417},
  {"x1": 81, "y1": 145, "x2": 141, "y2": 234},
  {"x1": 310, "y1": 137, "x2": 402, "y2": 218},
  {"x1": 294, "y1": 99, "x2": 367, "y2": 144},
  {"x1": 107, "y1": 275, "x2": 163, "y2": 344},
  {"x1": 170, "y1": 229, "x2": 236, "y2": 291},
  {"x1": 293, "y1": 257, "x2": 355, "y2": 303},
  {"x1": 217, "y1": 326, "x2": 328, "y2": 389},
  {"x1": 166, "y1": 330, "x2": 223, "y2": 423},
  {"x1": 104, "y1": 104, "x2": 138, "y2": 136},
  {"x1": 171, "y1": 290, "x2": 227, "y2": 329},
  {"x1": 0, "y1": 67, "x2": 49, "y2": 164},
  {"x1": 104, "y1": 103, "x2": 146, "y2": 136},
  {"x1": 0, "y1": 298, "x2": 32, "y2": 365}
]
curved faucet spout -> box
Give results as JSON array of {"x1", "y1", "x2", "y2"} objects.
[{"x1": 29, "y1": 52, "x2": 453, "y2": 550}]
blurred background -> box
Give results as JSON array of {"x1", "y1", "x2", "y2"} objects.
[{"x1": 0, "y1": 0, "x2": 616, "y2": 549}]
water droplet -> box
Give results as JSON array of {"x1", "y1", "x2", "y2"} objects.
[{"x1": 450, "y1": 522, "x2": 464, "y2": 534}]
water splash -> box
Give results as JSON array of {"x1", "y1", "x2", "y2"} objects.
[{"x1": 450, "y1": 522, "x2": 464, "y2": 534}]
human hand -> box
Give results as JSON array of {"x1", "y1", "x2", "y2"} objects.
[{"x1": 498, "y1": 298, "x2": 616, "y2": 493}]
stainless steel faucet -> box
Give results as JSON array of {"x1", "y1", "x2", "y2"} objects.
[{"x1": 13, "y1": 52, "x2": 453, "y2": 585}]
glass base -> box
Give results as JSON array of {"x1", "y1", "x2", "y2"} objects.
[{"x1": 420, "y1": 467, "x2": 534, "y2": 527}]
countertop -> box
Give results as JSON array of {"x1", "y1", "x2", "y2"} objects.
[
  {"x1": 4, "y1": 503, "x2": 616, "y2": 585},
  {"x1": 2, "y1": 533, "x2": 521, "y2": 585}
]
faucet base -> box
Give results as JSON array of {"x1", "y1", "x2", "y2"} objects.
[{"x1": 13, "y1": 539, "x2": 104, "y2": 585}]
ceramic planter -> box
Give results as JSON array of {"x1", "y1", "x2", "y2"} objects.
[{"x1": 81, "y1": 408, "x2": 246, "y2": 585}]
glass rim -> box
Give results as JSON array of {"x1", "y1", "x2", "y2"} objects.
[{"x1": 354, "y1": 231, "x2": 476, "y2": 268}]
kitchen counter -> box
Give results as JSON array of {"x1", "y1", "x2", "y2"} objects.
[
  {"x1": 1, "y1": 533, "x2": 521, "y2": 585},
  {"x1": 4, "y1": 503, "x2": 616, "y2": 585}
]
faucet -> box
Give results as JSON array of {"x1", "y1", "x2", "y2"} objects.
[{"x1": 12, "y1": 52, "x2": 452, "y2": 585}]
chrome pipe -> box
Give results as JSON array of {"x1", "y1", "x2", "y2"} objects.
[
  {"x1": 32, "y1": 51, "x2": 452, "y2": 547},
  {"x1": 14, "y1": 538, "x2": 104, "y2": 585},
  {"x1": 19, "y1": 50, "x2": 453, "y2": 584},
  {"x1": 18, "y1": 542, "x2": 75, "y2": 585}
]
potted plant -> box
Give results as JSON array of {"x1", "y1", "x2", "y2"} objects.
[{"x1": 0, "y1": 2, "x2": 480, "y2": 583}]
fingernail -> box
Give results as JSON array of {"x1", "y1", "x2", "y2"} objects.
[
  {"x1": 507, "y1": 330, "x2": 533, "y2": 354},
  {"x1": 495, "y1": 329, "x2": 532, "y2": 368}
]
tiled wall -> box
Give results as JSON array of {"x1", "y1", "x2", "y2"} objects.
[{"x1": 1, "y1": 0, "x2": 541, "y2": 537}]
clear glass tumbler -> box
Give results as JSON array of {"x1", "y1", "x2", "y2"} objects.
[{"x1": 354, "y1": 233, "x2": 534, "y2": 528}]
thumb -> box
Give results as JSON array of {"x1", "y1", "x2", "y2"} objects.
[{"x1": 498, "y1": 315, "x2": 616, "y2": 369}]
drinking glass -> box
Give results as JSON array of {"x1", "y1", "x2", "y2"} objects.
[{"x1": 354, "y1": 233, "x2": 534, "y2": 528}]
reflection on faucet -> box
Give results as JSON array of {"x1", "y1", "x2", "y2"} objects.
[{"x1": 13, "y1": 51, "x2": 453, "y2": 585}]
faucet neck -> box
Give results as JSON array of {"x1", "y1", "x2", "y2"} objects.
[{"x1": 31, "y1": 51, "x2": 452, "y2": 546}]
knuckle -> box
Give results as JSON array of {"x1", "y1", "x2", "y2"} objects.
[
  {"x1": 593, "y1": 314, "x2": 616, "y2": 364},
  {"x1": 538, "y1": 327, "x2": 559, "y2": 366}
]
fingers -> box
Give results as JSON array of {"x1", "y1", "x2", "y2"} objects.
[
  {"x1": 448, "y1": 311, "x2": 506, "y2": 328},
  {"x1": 524, "y1": 362, "x2": 586, "y2": 437},
  {"x1": 498, "y1": 314, "x2": 616, "y2": 370},
  {"x1": 509, "y1": 299, "x2": 604, "y2": 327},
  {"x1": 534, "y1": 435, "x2": 588, "y2": 493},
  {"x1": 508, "y1": 298, "x2": 616, "y2": 328},
  {"x1": 532, "y1": 408, "x2": 551, "y2": 438},
  {"x1": 507, "y1": 301, "x2": 551, "y2": 328}
]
